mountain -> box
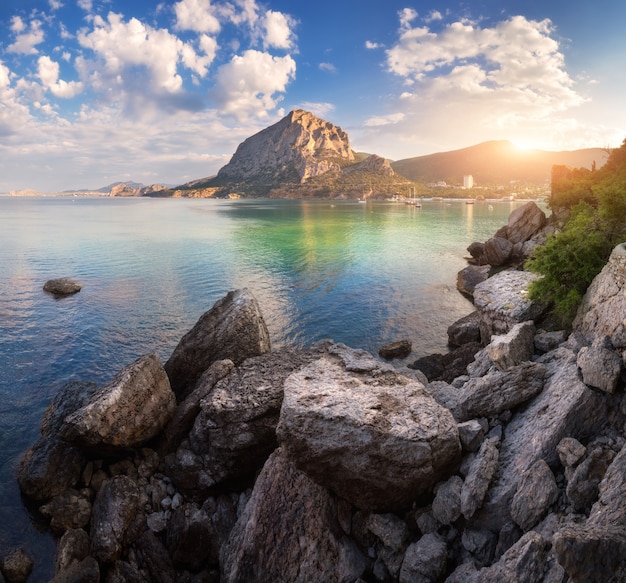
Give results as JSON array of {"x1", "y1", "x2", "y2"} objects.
[
  {"x1": 174, "y1": 110, "x2": 412, "y2": 199},
  {"x1": 390, "y1": 141, "x2": 607, "y2": 186}
]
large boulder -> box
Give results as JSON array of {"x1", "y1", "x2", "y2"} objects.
[
  {"x1": 483, "y1": 237, "x2": 513, "y2": 266},
  {"x1": 506, "y1": 201, "x2": 547, "y2": 244},
  {"x1": 473, "y1": 269, "x2": 547, "y2": 342},
  {"x1": 43, "y1": 277, "x2": 82, "y2": 296},
  {"x1": 276, "y1": 344, "x2": 461, "y2": 511},
  {"x1": 164, "y1": 288, "x2": 271, "y2": 399},
  {"x1": 447, "y1": 311, "x2": 482, "y2": 347},
  {"x1": 456, "y1": 265, "x2": 490, "y2": 299},
  {"x1": 60, "y1": 354, "x2": 176, "y2": 452},
  {"x1": 574, "y1": 242, "x2": 626, "y2": 348},
  {"x1": 486, "y1": 321, "x2": 535, "y2": 371},
  {"x1": 220, "y1": 448, "x2": 368, "y2": 583},
  {"x1": 167, "y1": 347, "x2": 324, "y2": 495}
]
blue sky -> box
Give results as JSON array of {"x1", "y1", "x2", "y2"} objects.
[{"x1": 1, "y1": 0, "x2": 625, "y2": 192}]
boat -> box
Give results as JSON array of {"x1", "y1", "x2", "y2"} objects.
[{"x1": 465, "y1": 200, "x2": 475, "y2": 204}]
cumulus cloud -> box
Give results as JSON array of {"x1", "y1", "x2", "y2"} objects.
[
  {"x1": 7, "y1": 18, "x2": 45, "y2": 54},
  {"x1": 398, "y1": 8, "x2": 418, "y2": 30},
  {"x1": 211, "y1": 49, "x2": 296, "y2": 119},
  {"x1": 260, "y1": 10, "x2": 296, "y2": 50},
  {"x1": 38, "y1": 55, "x2": 84, "y2": 98},
  {"x1": 365, "y1": 40, "x2": 382, "y2": 49},
  {"x1": 174, "y1": 0, "x2": 221, "y2": 34}
]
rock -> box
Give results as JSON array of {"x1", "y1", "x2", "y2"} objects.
[
  {"x1": 456, "y1": 266, "x2": 490, "y2": 299},
  {"x1": 473, "y1": 269, "x2": 547, "y2": 342},
  {"x1": 60, "y1": 354, "x2": 176, "y2": 452},
  {"x1": 553, "y1": 525, "x2": 626, "y2": 583},
  {"x1": 461, "y1": 528, "x2": 498, "y2": 568},
  {"x1": 471, "y1": 531, "x2": 549, "y2": 582},
  {"x1": 164, "y1": 289, "x2": 271, "y2": 399},
  {"x1": 220, "y1": 449, "x2": 368, "y2": 583},
  {"x1": 483, "y1": 236, "x2": 513, "y2": 266},
  {"x1": 277, "y1": 346, "x2": 461, "y2": 511},
  {"x1": 168, "y1": 347, "x2": 322, "y2": 495},
  {"x1": 136, "y1": 530, "x2": 176, "y2": 583},
  {"x1": 577, "y1": 345, "x2": 622, "y2": 394},
  {"x1": 18, "y1": 436, "x2": 85, "y2": 502},
  {"x1": 486, "y1": 321, "x2": 535, "y2": 370},
  {"x1": 557, "y1": 437, "x2": 586, "y2": 468},
  {"x1": 506, "y1": 201, "x2": 547, "y2": 244},
  {"x1": 159, "y1": 359, "x2": 234, "y2": 454},
  {"x1": 447, "y1": 311, "x2": 482, "y2": 346},
  {"x1": 451, "y1": 361, "x2": 546, "y2": 422},
  {"x1": 457, "y1": 419, "x2": 486, "y2": 452},
  {"x1": 587, "y1": 442, "x2": 626, "y2": 527},
  {"x1": 566, "y1": 446, "x2": 615, "y2": 512},
  {"x1": 461, "y1": 436, "x2": 500, "y2": 519},
  {"x1": 366, "y1": 513, "x2": 410, "y2": 577},
  {"x1": 50, "y1": 557, "x2": 100, "y2": 583},
  {"x1": 103, "y1": 560, "x2": 146, "y2": 583},
  {"x1": 40, "y1": 381, "x2": 101, "y2": 437},
  {"x1": 43, "y1": 278, "x2": 82, "y2": 296},
  {"x1": 409, "y1": 341, "x2": 483, "y2": 383},
  {"x1": 467, "y1": 241, "x2": 485, "y2": 263},
  {"x1": 0, "y1": 548, "x2": 34, "y2": 583},
  {"x1": 90, "y1": 476, "x2": 141, "y2": 563},
  {"x1": 54, "y1": 528, "x2": 90, "y2": 574},
  {"x1": 378, "y1": 339, "x2": 412, "y2": 360},
  {"x1": 574, "y1": 242, "x2": 626, "y2": 349},
  {"x1": 40, "y1": 488, "x2": 92, "y2": 533},
  {"x1": 510, "y1": 459, "x2": 559, "y2": 531},
  {"x1": 534, "y1": 330, "x2": 567, "y2": 354},
  {"x1": 399, "y1": 533, "x2": 447, "y2": 583},
  {"x1": 472, "y1": 347, "x2": 607, "y2": 531},
  {"x1": 432, "y1": 475, "x2": 463, "y2": 525}
]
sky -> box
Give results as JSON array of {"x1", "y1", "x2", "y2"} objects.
[{"x1": 1, "y1": 0, "x2": 625, "y2": 193}]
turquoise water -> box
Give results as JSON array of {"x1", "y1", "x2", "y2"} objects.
[{"x1": 0, "y1": 196, "x2": 534, "y2": 576}]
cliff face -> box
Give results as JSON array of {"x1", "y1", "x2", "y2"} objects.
[{"x1": 217, "y1": 109, "x2": 355, "y2": 184}]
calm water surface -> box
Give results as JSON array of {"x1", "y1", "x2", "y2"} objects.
[{"x1": 0, "y1": 196, "x2": 534, "y2": 577}]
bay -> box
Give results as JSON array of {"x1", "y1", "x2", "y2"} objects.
[{"x1": 0, "y1": 195, "x2": 535, "y2": 577}]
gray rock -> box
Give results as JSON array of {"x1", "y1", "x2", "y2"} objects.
[
  {"x1": 399, "y1": 533, "x2": 447, "y2": 583},
  {"x1": 577, "y1": 345, "x2": 622, "y2": 394},
  {"x1": 18, "y1": 436, "x2": 85, "y2": 502},
  {"x1": 486, "y1": 321, "x2": 535, "y2": 371},
  {"x1": 90, "y1": 476, "x2": 141, "y2": 563},
  {"x1": 165, "y1": 288, "x2": 271, "y2": 398},
  {"x1": 221, "y1": 449, "x2": 368, "y2": 583},
  {"x1": 0, "y1": 548, "x2": 34, "y2": 583},
  {"x1": 566, "y1": 446, "x2": 616, "y2": 512},
  {"x1": 461, "y1": 436, "x2": 500, "y2": 520},
  {"x1": 367, "y1": 513, "x2": 410, "y2": 577},
  {"x1": 534, "y1": 330, "x2": 567, "y2": 354},
  {"x1": 574, "y1": 242, "x2": 626, "y2": 349},
  {"x1": 506, "y1": 201, "x2": 547, "y2": 244},
  {"x1": 473, "y1": 270, "x2": 547, "y2": 342},
  {"x1": 60, "y1": 354, "x2": 175, "y2": 452},
  {"x1": 447, "y1": 310, "x2": 482, "y2": 346},
  {"x1": 452, "y1": 361, "x2": 546, "y2": 422},
  {"x1": 50, "y1": 557, "x2": 100, "y2": 583},
  {"x1": 456, "y1": 266, "x2": 490, "y2": 299},
  {"x1": 54, "y1": 528, "x2": 90, "y2": 574},
  {"x1": 588, "y1": 442, "x2": 626, "y2": 527},
  {"x1": 432, "y1": 475, "x2": 463, "y2": 525},
  {"x1": 457, "y1": 419, "x2": 486, "y2": 453},
  {"x1": 169, "y1": 347, "x2": 322, "y2": 495},
  {"x1": 557, "y1": 437, "x2": 586, "y2": 468},
  {"x1": 461, "y1": 528, "x2": 498, "y2": 568},
  {"x1": 472, "y1": 347, "x2": 607, "y2": 531},
  {"x1": 510, "y1": 459, "x2": 558, "y2": 531},
  {"x1": 40, "y1": 488, "x2": 92, "y2": 534},
  {"x1": 483, "y1": 236, "x2": 513, "y2": 266},
  {"x1": 43, "y1": 277, "x2": 82, "y2": 296},
  {"x1": 40, "y1": 380, "x2": 101, "y2": 437},
  {"x1": 277, "y1": 347, "x2": 461, "y2": 511}
]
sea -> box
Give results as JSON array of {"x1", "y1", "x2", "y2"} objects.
[{"x1": 0, "y1": 195, "x2": 539, "y2": 578}]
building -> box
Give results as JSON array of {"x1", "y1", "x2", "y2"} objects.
[{"x1": 463, "y1": 174, "x2": 474, "y2": 189}]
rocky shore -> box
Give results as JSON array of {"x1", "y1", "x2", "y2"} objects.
[{"x1": 5, "y1": 203, "x2": 626, "y2": 582}]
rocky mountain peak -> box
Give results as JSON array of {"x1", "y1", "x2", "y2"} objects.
[{"x1": 217, "y1": 109, "x2": 355, "y2": 184}]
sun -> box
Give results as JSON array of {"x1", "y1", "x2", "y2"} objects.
[{"x1": 511, "y1": 140, "x2": 537, "y2": 152}]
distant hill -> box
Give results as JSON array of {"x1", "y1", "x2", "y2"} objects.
[{"x1": 390, "y1": 141, "x2": 607, "y2": 186}]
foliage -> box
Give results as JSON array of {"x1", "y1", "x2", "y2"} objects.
[{"x1": 527, "y1": 138, "x2": 626, "y2": 327}]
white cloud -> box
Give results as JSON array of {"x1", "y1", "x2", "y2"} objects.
[
  {"x1": 77, "y1": 0, "x2": 93, "y2": 11},
  {"x1": 211, "y1": 49, "x2": 296, "y2": 119},
  {"x1": 365, "y1": 40, "x2": 382, "y2": 49},
  {"x1": 49, "y1": 0, "x2": 64, "y2": 10},
  {"x1": 398, "y1": 8, "x2": 418, "y2": 30},
  {"x1": 319, "y1": 62, "x2": 337, "y2": 73},
  {"x1": 37, "y1": 55, "x2": 84, "y2": 98},
  {"x1": 7, "y1": 18, "x2": 45, "y2": 55},
  {"x1": 260, "y1": 10, "x2": 296, "y2": 50},
  {"x1": 295, "y1": 101, "x2": 335, "y2": 118},
  {"x1": 174, "y1": 0, "x2": 221, "y2": 34},
  {"x1": 426, "y1": 10, "x2": 443, "y2": 22},
  {"x1": 364, "y1": 113, "x2": 406, "y2": 127}
]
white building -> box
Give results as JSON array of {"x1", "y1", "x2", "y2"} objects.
[{"x1": 463, "y1": 174, "x2": 474, "y2": 189}]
